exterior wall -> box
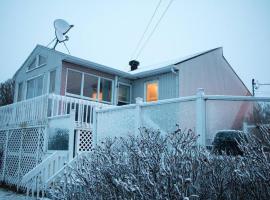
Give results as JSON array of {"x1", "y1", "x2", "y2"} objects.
[
  {"x1": 177, "y1": 48, "x2": 251, "y2": 96},
  {"x1": 13, "y1": 46, "x2": 63, "y2": 102},
  {"x1": 131, "y1": 72, "x2": 179, "y2": 103}
]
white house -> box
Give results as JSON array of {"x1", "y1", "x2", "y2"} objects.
[{"x1": 1, "y1": 45, "x2": 263, "y2": 197}]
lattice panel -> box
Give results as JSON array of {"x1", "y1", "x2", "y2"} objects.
[
  {"x1": 3, "y1": 127, "x2": 45, "y2": 186},
  {"x1": 5, "y1": 155, "x2": 19, "y2": 184},
  {"x1": 77, "y1": 129, "x2": 93, "y2": 152},
  {"x1": 0, "y1": 130, "x2": 7, "y2": 178},
  {"x1": 7, "y1": 129, "x2": 22, "y2": 153}
]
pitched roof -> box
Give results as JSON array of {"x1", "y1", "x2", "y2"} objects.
[{"x1": 14, "y1": 45, "x2": 222, "y2": 80}]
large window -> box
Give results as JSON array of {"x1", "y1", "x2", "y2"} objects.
[
  {"x1": 145, "y1": 80, "x2": 158, "y2": 102},
  {"x1": 66, "y1": 69, "x2": 113, "y2": 103},
  {"x1": 26, "y1": 75, "x2": 43, "y2": 99},
  {"x1": 118, "y1": 83, "x2": 131, "y2": 105},
  {"x1": 49, "y1": 70, "x2": 56, "y2": 93},
  {"x1": 83, "y1": 74, "x2": 99, "y2": 99},
  {"x1": 66, "y1": 70, "x2": 82, "y2": 95},
  {"x1": 17, "y1": 82, "x2": 23, "y2": 102}
]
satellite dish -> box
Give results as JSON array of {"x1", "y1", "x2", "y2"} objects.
[
  {"x1": 47, "y1": 19, "x2": 74, "y2": 53},
  {"x1": 54, "y1": 19, "x2": 73, "y2": 35}
]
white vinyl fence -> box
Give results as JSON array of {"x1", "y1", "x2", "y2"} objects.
[{"x1": 93, "y1": 89, "x2": 270, "y2": 146}]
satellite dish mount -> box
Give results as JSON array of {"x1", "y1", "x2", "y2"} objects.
[{"x1": 47, "y1": 19, "x2": 74, "y2": 54}]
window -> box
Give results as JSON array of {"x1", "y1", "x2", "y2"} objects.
[
  {"x1": 17, "y1": 82, "x2": 23, "y2": 102},
  {"x1": 49, "y1": 70, "x2": 56, "y2": 93},
  {"x1": 65, "y1": 69, "x2": 114, "y2": 103},
  {"x1": 118, "y1": 83, "x2": 131, "y2": 105},
  {"x1": 145, "y1": 81, "x2": 158, "y2": 102},
  {"x1": 27, "y1": 55, "x2": 47, "y2": 71},
  {"x1": 26, "y1": 75, "x2": 43, "y2": 99},
  {"x1": 66, "y1": 70, "x2": 82, "y2": 95},
  {"x1": 99, "y1": 78, "x2": 112, "y2": 102},
  {"x1": 83, "y1": 74, "x2": 99, "y2": 99}
]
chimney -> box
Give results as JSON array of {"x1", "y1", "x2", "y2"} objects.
[{"x1": 129, "y1": 60, "x2": 140, "y2": 71}]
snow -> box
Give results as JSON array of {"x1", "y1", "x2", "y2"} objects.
[{"x1": 0, "y1": 188, "x2": 26, "y2": 200}]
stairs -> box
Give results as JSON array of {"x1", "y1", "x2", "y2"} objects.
[{"x1": 20, "y1": 151, "x2": 68, "y2": 198}]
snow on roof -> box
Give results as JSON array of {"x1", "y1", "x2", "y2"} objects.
[
  {"x1": 129, "y1": 47, "x2": 222, "y2": 78},
  {"x1": 14, "y1": 45, "x2": 222, "y2": 80}
]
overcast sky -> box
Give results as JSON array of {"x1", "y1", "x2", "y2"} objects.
[{"x1": 0, "y1": 0, "x2": 269, "y2": 96}]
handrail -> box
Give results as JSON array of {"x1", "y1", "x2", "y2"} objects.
[{"x1": 21, "y1": 151, "x2": 68, "y2": 184}]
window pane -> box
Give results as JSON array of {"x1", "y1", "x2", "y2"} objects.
[
  {"x1": 26, "y1": 79, "x2": 35, "y2": 99},
  {"x1": 66, "y1": 70, "x2": 82, "y2": 95},
  {"x1": 99, "y1": 78, "x2": 112, "y2": 102},
  {"x1": 146, "y1": 82, "x2": 158, "y2": 102},
  {"x1": 49, "y1": 70, "x2": 56, "y2": 93},
  {"x1": 48, "y1": 128, "x2": 69, "y2": 150},
  {"x1": 83, "y1": 74, "x2": 98, "y2": 99},
  {"x1": 28, "y1": 58, "x2": 36, "y2": 70},
  {"x1": 36, "y1": 76, "x2": 43, "y2": 97},
  {"x1": 38, "y1": 55, "x2": 46, "y2": 66},
  {"x1": 17, "y1": 82, "x2": 23, "y2": 102},
  {"x1": 118, "y1": 84, "x2": 130, "y2": 103}
]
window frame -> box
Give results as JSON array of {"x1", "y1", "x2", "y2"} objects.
[
  {"x1": 25, "y1": 74, "x2": 44, "y2": 99},
  {"x1": 65, "y1": 68, "x2": 114, "y2": 104},
  {"x1": 17, "y1": 82, "x2": 24, "y2": 102},
  {"x1": 117, "y1": 82, "x2": 132, "y2": 105},
  {"x1": 144, "y1": 80, "x2": 159, "y2": 102},
  {"x1": 26, "y1": 55, "x2": 47, "y2": 72},
  {"x1": 48, "y1": 69, "x2": 57, "y2": 94}
]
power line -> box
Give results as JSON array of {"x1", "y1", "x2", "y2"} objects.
[
  {"x1": 130, "y1": 0, "x2": 162, "y2": 60},
  {"x1": 135, "y1": 0, "x2": 174, "y2": 60}
]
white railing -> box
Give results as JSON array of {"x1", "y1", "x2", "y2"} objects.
[
  {"x1": 20, "y1": 151, "x2": 69, "y2": 198},
  {"x1": 47, "y1": 94, "x2": 111, "y2": 128},
  {"x1": 0, "y1": 94, "x2": 111, "y2": 129},
  {"x1": 0, "y1": 95, "x2": 48, "y2": 128},
  {"x1": 93, "y1": 89, "x2": 270, "y2": 146}
]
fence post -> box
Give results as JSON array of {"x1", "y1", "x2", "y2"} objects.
[
  {"x1": 135, "y1": 97, "x2": 143, "y2": 135},
  {"x1": 92, "y1": 107, "x2": 98, "y2": 147},
  {"x1": 68, "y1": 109, "x2": 75, "y2": 161},
  {"x1": 196, "y1": 88, "x2": 206, "y2": 146}
]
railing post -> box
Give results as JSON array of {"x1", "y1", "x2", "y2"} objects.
[
  {"x1": 243, "y1": 121, "x2": 248, "y2": 133},
  {"x1": 135, "y1": 97, "x2": 143, "y2": 135},
  {"x1": 92, "y1": 107, "x2": 98, "y2": 147},
  {"x1": 196, "y1": 88, "x2": 206, "y2": 146},
  {"x1": 68, "y1": 109, "x2": 75, "y2": 161}
]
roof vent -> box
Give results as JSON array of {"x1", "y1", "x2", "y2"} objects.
[{"x1": 129, "y1": 60, "x2": 140, "y2": 71}]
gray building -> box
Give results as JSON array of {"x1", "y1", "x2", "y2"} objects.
[{"x1": 13, "y1": 45, "x2": 251, "y2": 106}]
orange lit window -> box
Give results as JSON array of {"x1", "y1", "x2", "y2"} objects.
[{"x1": 146, "y1": 81, "x2": 158, "y2": 102}]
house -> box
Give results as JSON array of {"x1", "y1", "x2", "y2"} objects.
[
  {"x1": 0, "y1": 44, "x2": 257, "y2": 196},
  {"x1": 13, "y1": 45, "x2": 250, "y2": 105}
]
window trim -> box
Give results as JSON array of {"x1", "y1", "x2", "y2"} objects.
[
  {"x1": 65, "y1": 68, "x2": 114, "y2": 104},
  {"x1": 25, "y1": 74, "x2": 44, "y2": 99},
  {"x1": 48, "y1": 68, "x2": 57, "y2": 94},
  {"x1": 26, "y1": 55, "x2": 47, "y2": 73},
  {"x1": 144, "y1": 80, "x2": 159, "y2": 102},
  {"x1": 117, "y1": 82, "x2": 132, "y2": 104},
  {"x1": 17, "y1": 82, "x2": 24, "y2": 102}
]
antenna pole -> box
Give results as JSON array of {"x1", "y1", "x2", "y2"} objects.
[
  {"x1": 53, "y1": 40, "x2": 58, "y2": 49},
  {"x1": 63, "y1": 42, "x2": 71, "y2": 54}
]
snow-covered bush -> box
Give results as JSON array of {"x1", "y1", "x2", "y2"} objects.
[
  {"x1": 212, "y1": 130, "x2": 246, "y2": 155},
  {"x1": 49, "y1": 126, "x2": 270, "y2": 200}
]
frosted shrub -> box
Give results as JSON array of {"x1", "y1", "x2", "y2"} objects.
[
  {"x1": 49, "y1": 127, "x2": 202, "y2": 200},
  {"x1": 49, "y1": 126, "x2": 270, "y2": 200}
]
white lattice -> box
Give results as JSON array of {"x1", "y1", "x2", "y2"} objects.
[
  {"x1": 77, "y1": 129, "x2": 93, "y2": 152},
  {"x1": 0, "y1": 130, "x2": 7, "y2": 179},
  {"x1": 2, "y1": 127, "x2": 45, "y2": 185}
]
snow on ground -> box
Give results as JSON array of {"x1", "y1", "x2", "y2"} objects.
[{"x1": 0, "y1": 188, "x2": 27, "y2": 200}]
